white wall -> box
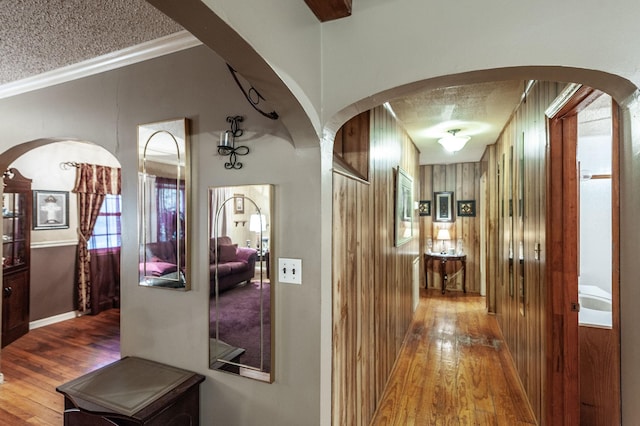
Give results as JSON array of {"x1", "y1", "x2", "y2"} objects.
[{"x1": 10, "y1": 141, "x2": 119, "y2": 245}]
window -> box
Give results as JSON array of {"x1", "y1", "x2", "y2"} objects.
[
  {"x1": 88, "y1": 194, "x2": 121, "y2": 250},
  {"x1": 156, "y1": 177, "x2": 185, "y2": 242}
]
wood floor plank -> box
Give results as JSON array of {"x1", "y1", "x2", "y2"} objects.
[
  {"x1": 0, "y1": 309, "x2": 120, "y2": 426},
  {"x1": 371, "y1": 290, "x2": 537, "y2": 426}
]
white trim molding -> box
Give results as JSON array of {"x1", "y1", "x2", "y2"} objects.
[
  {"x1": 0, "y1": 30, "x2": 202, "y2": 100},
  {"x1": 30, "y1": 311, "x2": 78, "y2": 330},
  {"x1": 31, "y1": 239, "x2": 78, "y2": 249}
]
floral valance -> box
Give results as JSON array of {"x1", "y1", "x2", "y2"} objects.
[{"x1": 73, "y1": 163, "x2": 121, "y2": 195}]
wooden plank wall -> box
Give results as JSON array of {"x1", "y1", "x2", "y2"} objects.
[
  {"x1": 483, "y1": 81, "x2": 563, "y2": 423},
  {"x1": 419, "y1": 163, "x2": 482, "y2": 293},
  {"x1": 332, "y1": 105, "x2": 419, "y2": 426}
]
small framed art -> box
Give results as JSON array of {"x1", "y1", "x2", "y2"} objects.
[
  {"x1": 457, "y1": 200, "x2": 476, "y2": 217},
  {"x1": 419, "y1": 200, "x2": 431, "y2": 216},
  {"x1": 434, "y1": 191, "x2": 454, "y2": 222},
  {"x1": 234, "y1": 194, "x2": 245, "y2": 214},
  {"x1": 33, "y1": 190, "x2": 69, "y2": 230}
]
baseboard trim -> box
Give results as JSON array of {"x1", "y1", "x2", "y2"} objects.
[{"x1": 30, "y1": 311, "x2": 78, "y2": 330}]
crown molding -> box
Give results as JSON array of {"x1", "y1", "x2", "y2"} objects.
[{"x1": 0, "y1": 30, "x2": 202, "y2": 100}]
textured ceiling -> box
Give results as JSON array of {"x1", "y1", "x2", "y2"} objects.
[
  {"x1": 1, "y1": 2, "x2": 526, "y2": 164},
  {"x1": 0, "y1": 0, "x2": 183, "y2": 85},
  {"x1": 388, "y1": 81, "x2": 526, "y2": 164}
]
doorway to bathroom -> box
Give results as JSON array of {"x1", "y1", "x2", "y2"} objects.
[{"x1": 547, "y1": 87, "x2": 620, "y2": 425}]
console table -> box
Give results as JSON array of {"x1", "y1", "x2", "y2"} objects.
[
  {"x1": 56, "y1": 356, "x2": 205, "y2": 425},
  {"x1": 424, "y1": 252, "x2": 467, "y2": 294}
]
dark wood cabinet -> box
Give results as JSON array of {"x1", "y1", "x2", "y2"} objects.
[
  {"x1": 2, "y1": 168, "x2": 31, "y2": 348},
  {"x1": 57, "y1": 357, "x2": 205, "y2": 425}
]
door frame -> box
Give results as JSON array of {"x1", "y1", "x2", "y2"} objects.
[{"x1": 545, "y1": 85, "x2": 621, "y2": 424}]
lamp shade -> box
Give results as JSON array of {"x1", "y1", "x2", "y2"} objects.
[
  {"x1": 436, "y1": 228, "x2": 451, "y2": 241},
  {"x1": 438, "y1": 129, "x2": 470, "y2": 152},
  {"x1": 249, "y1": 213, "x2": 266, "y2": 232}
]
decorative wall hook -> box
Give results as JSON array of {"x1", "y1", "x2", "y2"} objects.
[
  {"x1": 218, "y1": 115, "x2": 249, "y2": 169},
  {"x1": 227, "y1": 65, "x2": 279, "y2": 120}
]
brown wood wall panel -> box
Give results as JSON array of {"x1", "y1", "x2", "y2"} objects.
[
  {"x1": 332, "y1": 105, "x2": 418, "y2": 426},
  {"x1": 485, "y1": 81, "x2": 563, "y2": 424},
  {"x1": 419, "y1": 162, "x2": 482, "y2": 294}
]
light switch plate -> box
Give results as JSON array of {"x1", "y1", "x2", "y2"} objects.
[{"x1": 279, "y1": 258, "x2": 302, "y2": 284}]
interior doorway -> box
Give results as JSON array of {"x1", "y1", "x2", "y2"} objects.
[{"x1": 546, "y1": 87, "x2": 620, "y2": 425}]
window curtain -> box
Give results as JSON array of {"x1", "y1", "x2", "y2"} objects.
[
  {"x1": 138, "y1": 173, "x2": 157, "y2": 243},
  {"x1": 155, "y1": 176, "x2": 185, "y2": 241},
  {"x1": 89, "y1": 195, "x2": 121, "y2": 315},
  {"x1": 210, "y1": 187, "x2": 232, "y2": 238},
  {"x1": 73, "y1": 163, "x2": 121, "y2": 314}
]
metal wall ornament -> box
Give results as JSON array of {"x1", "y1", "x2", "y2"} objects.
[
  {"x1": 419, "y1": 200, "x2": 431, "y2": 216},
  {"x1": 227, "y1": 64, "x2": 279, "y2": 120},
  {"x1": 457, "y1": 200, "x2": 477, "y2": 217},
  {"x1": 218, "y1": 116, "x2": 249, "y2": 170}
]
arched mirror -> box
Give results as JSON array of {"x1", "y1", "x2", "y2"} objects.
[
  {"x1": 138, "y1": 118, "x2": 190, "y2": 290},
  {"x1": 209, "y1": 184, "x2": 274, "y2": 382}
]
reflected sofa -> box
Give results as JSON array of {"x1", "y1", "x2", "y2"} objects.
[{"x1": 209, "y1": 236, "x2": 257, "y2": 294}]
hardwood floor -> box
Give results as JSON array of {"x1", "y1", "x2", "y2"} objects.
[
  {"x1": 371, "y1": 290, "x2": 537, "y2": 426},
  {"x1": 0, "y1": 309, "x2": 120, "y2": 426}
]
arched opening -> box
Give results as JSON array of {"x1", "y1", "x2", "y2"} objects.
[
  {"x1": 0, "y1": 138, "x2": 121, "y2": 412},
  {"x1": 329, "y1": 69, "x2": 636, "y2": 424}
]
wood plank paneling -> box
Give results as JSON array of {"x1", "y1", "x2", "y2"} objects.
[
  {"x1": 419, "y1": 162, "x2": 482, "y2": 294},
  {"x1": 483, "y1": 81, "x2": 563, "y2": 424},
  {"x1": 332, "y1": 106, "x2": 418, "y2": 425}
]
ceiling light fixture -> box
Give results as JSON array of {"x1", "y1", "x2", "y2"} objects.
[{"x1": 438, "y1": 129, "x2": 470, "y2": 153}]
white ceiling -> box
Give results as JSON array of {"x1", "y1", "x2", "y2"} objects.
[
  {"x1": 0, "y1": 1, "x2": 527, "y2": 165},
  {"x1": 388, "y1": 80, "x2": 526, "y2": 164}
]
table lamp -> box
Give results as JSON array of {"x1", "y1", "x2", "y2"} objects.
[
  {"x1": 249, "y1": 213, "x2": 266, "y2": 251},
  {"x1": 436, "y1": 228, "x2": 450, "y2": 254}
]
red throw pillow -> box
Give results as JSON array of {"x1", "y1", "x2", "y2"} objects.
[{"x1": 218, "y1": 244, "x2": 237, "y2": 263}]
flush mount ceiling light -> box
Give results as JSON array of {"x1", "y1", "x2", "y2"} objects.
[{"x1": 438, "y1": 129, "x2": 470, "y2": 153}]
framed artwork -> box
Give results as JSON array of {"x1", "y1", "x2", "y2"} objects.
[
  {"x1": 33, "y1": 190, "x2": 69, "y2": 230},
  {"x1": 419, "y1": 200, "x2": 431, "y2": 216},
  {"x1": 234, "y1": 194, "x2": 244, "y2": 214},
  {"x1": 395, "y1": 167, "x2": 414, "y2": 247},
  {"x1": 457, "y1": 200, "x2": 476, "y2": 217},
  {"x1": 434, "y1": 191, "x2": 454, "y2": 222}
]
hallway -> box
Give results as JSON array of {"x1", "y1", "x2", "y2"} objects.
[{"x1": 371, "y1": 290, "x2": 537, "y2": 425}]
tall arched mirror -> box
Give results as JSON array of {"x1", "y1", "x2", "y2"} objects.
[
  {"x1": 138, "y1": 118, "x2": 190, "y2": 290},
  {"x1": 209, "y1": 184, "x2": 274, "y2": 382}
]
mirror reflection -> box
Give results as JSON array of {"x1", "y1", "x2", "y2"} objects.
[
  {"x1": 138, "y1": 118, "x2": 190, "y2": 290},
  {"x1": 209, "y1": 185, "x2": 273, "y2": 382}
]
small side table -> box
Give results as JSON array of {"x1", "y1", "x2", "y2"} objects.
[
  {"x1": 56, "y1": 356, "x2": 205, "y2": 425},
  {"x1": 424, "y1": 252, "x2": 467, "y2": 294}
]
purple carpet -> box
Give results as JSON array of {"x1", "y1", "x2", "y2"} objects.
[{"x1": 210, "y1": 280, "x2": 271, "y2": 372}]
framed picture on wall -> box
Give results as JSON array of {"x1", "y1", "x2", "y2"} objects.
[
  {"x1": 33, "y1": 190, "x2": 69, "y2": 230},
  {"x1": 395, "y1": 167, "x2": 414, "y2": 247},
  {"x1": 419, "y1": 200, "x2": 431, "y2": 216},
  {"x1": 457, "y1": 200, "x2": 476, "y2": 217},
  {"x1": 233, "y1": 194, "x2": 244, "y2": 214},
  {"x1": 434, "y1": 191, "x2": 454, "y2": 222}
]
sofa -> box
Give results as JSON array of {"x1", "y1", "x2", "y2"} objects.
[
  {"x1": 140, "y1": 237, "x2": 257, "y2": 293},
  {"x1": 139, "y1": 240, "x2": 186, "y2": 288},
  {"x1": 209, "y1": 236, "x2": 257, "y2": 294}
]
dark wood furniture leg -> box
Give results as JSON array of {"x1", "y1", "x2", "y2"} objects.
[
  {"x1": 440, "y1": 258, "x2": 447, "y2": 294},
  {"x1": 423, "y1": 255, "x2": 431, "y2": 288},
  {"x1": 462, "y1": 258, "x2": 467, "y2": 293}
]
